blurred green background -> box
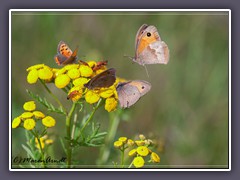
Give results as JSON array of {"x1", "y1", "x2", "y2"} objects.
[{"x1": 11, "y1": 11, "x2": 229, "y2": 168}]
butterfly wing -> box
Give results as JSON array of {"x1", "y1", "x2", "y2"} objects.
[
  {"x1": 55, "y1": 54, "x2": 68, "y2": 65},
  {"x1": 55, "y1": 41, "x2": 78, "y2": 65},
  {"x1": 117, "y1": 80, "x2": 151, "y2": 108},
  {"x1": 117, "y1": 82, "x2": 141, "y2": 108},
  {"x1": 138, "y1": 41, "x2": 169, "y2": 65},
  {"x1": 61, "y1": 47, "x2": 78, "y2": 65},
  {"x1": 135, "y1": 24, "x2": 149, "y2": 56},
  {"x1": 128, "y1": 80, "x2": 151, "y2": 96},
  {"x1": 84, "y1": 68, "x2": 116, "y2": 89},
  {"x1": 134, "y1": 25, "x2": 169, "y2": 65}
]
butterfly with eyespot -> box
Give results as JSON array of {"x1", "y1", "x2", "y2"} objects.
[
  {"x1": 54, "y1": 41, "x2": 78, "y2": 66},
  {"x1": 84, "y1": 68, "x2": 116, "y2": 90},
  {"x1": 132, "y1": 24, "x2": 170, "y2": 66},
  {"x1": 116, "y1": 80, "x2": 151, "y2": 108}
]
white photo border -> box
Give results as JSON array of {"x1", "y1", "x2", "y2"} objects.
[{"x1": 9, "y1": 9, "x2": 231, "y2": 171}]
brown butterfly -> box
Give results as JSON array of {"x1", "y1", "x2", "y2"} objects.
[
  {"x1": 55, "y1": 41, "x2": 78, "y2": 66},
  {"x1": 84, "y1": 68, "x2": 116, "y2": 90}
]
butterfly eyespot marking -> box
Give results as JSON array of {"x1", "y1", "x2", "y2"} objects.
[
  {"x1": 141, "y1": 86, "x2": 145, "y2": 89},
  {"x1": 147, "y1": 32, "x2": 151, "y2": 37}
]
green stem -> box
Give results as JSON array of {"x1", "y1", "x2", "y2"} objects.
[
  {"x1": 39, "y1": 79, "x2": 67, "y2": 114},
  {"x1": 30, "y1": 130, "x2": 46, "y2": 168},
  {"x1": 71, "y1": 113, "x2": 78, "y2": 139},
  {"x1": 36, "y1": 136, "x2": 46, "y2": 168},
  {"x1": 97, "y1": 109, "x2": 121, "y2": 165},
  {"x1": 66, "y1": 102, "x2": 77, "y2": 168},
  {"x1": 128, "y1": 160, "x2": 134, "y2": 168},
  {"x1": 76, "y1": 99, "x2": 103, "y2": 141},
  {"x1": 121, "y1": 148, "x2": 125, "y2": 168}
]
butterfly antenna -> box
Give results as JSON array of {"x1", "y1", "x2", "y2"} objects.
[
  {"x1": 123, "y1": 54, "x2": 133, "y2": 60},
  {"x1": 143, "y1": 65, "x2": 150, "y2": 78}
]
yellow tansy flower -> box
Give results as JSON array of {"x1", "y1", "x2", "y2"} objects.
[
  {"x1": 87, "y1": 61, "x2": 96, "y2": 68},
  {"x1": 114, "y1": 140, "x2": 123, "y2": 149},
  {"x1": 79, "y1": 65, "x2": 93, "y2": 77},
  {"x1": 42, "y1": 116, "x2": 56, "y2": 128},
  {"x1": 128, "y1": 149, "x2": 137, "y2": 157},
  {"x1": 35, "y1": 137, "x2": 45, "y2": 149},
  {"x1": 151, "y1": 152, "x2": 160, "y2": 163},
  {"x1": 27, "y1": 69, "x2": 38, "y2": 84},
  {"x1": 95, "y1": 68, "x2": 106, "y2": 75},
  {"x1": 73, "y1": 77, "x2": 89, "y2": 87},
  {"x1": 23, "y1": 101, "x2": 36, "y2": 111},
  {"x1": 67, "y1": 68, "x2": 80, "y2": 79},
  {"x1": 137, "y1": 146, "x2": 149, "y2": 157},
  {"x1": 38, "y1": 67, "x2": 53, "y2": 80},
  {"x1": 68, "y1": 86, "x2": 83, "y2": 101},
  {"x1": 64, "y1": 64, "x2": 79, "y2": 70},
  {"x1": 114, "y1": 77, "x2": 127, "y2": 86},
  {"x1": 52, "y1": 68, "x2": 59, "y2": 73},
  {"x1": 55, "y1": 68, "x2": 67, "y2": 76},
  {"x1": 26, "y1": 64, "x2": 45, "y2": 72},
  {"x1": 55, "y1": 74, "x2": 70, "y2": 88},
  {"x1": 104, "y1": 97, "x2": 118, "y2": 112},
  {"x1": 144, "y1": 139, "x2": 153, "y2": 146},
  {"x1": 113, "y1": 88, "x2": 118, "y2": 99},
  {"x1": 52, "y1": 68, "x2": 60, "y2": 78},
  {"x1": 20, "y1": 112, "x2": 34, "y2": 119},
  {"x1": 118, "y1": 137, "x2": 127, "y2": 143},
  {"x1": 133, "y1": 156, "x2": 145, "y2": 168},
  {"x1": 99, "y1": 88, "x2": 114, "y2": 98},
  {"x1": 45, "y1": 139, "x2": 54, "y2": 145},
  {"x1": 12, "y1": 117, "x2": 21, "y2": 128},
  {"x1": 139, "y1": 134, "x2": 146, "y2": 140},
  {"x1": 23, "y1": 118, "x2": 36, "y2": 130},
  {"x1": 33, "y1": 111, "x2": 45, "y2": 119},
  {"x1": 135, "y1": 140, "x2": 145, "y2": 146},
  {"x1": 127, "y1": 139, "x2": 135, "y2": 146},
  {"x1": 85, "y1": 90, "x2": 100, "y2": 104}
]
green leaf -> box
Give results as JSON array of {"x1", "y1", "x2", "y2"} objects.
[
  {"x1": 22, "y1": 144, "x2": 35, "y2": 159},
  {"x1": 26, "y1": 89, "x2": 66, "y2": 115},
  {"x1": 60, "y1": 137, "x2": 67, "y2": 155}
]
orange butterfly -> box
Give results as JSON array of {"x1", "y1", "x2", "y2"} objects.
[{"x1": 55, "y1": 41, "x2": 78, "y2": 66}]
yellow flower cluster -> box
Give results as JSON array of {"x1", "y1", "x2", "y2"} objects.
[
  {"x1": 12, "y1": 101, "x2": 56, "y2": 130},
  {"x1": 113, "y1": 134, "x2": 161, "y2": 168},
  {"x1": 26, "y1": 61, "x2": 125, "y2": 112},
  {"x1": 35, "y1": 135, "x2": 53, "y2": 149},
  {"x1": 27, "y1": 64, "x2": 53, "y2": 84}
]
